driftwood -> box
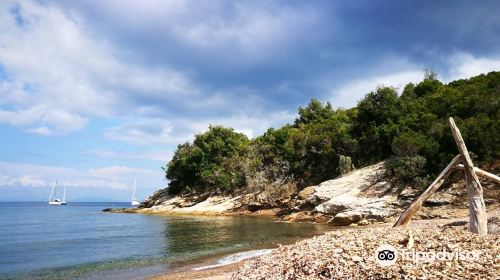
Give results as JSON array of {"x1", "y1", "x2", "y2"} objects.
[
  {"x1": 393, "y1": 155, "x2": 461, "y2": 227},
  {"x1": 394, "y1": 117, "x2": 490, "y2": 235},
  {"x1": 457, "y1": 164, "x2": 500, "y2": 184},
  {"x1": 449, "y1": 118, "x2": 488, "y2": 235}
]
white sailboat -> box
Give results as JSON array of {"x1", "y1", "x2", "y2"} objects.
[
  {"x1": 131, "y1": 178, "x2": 141, "y2": 206},
  {"x1": 48, "y1": 180, "x2": 65, "y2": 206}
]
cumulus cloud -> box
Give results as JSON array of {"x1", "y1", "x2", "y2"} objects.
[
  {"x1": 104, "y1": 119, "x2": 182, "y2": 145},
  {"x1": 330, "y1": 70, "x2": 423, "y2": 109},
  {"x1": 446, "y1": 53, "x2": 500, "y2": 80},
  {"x1": 104, "y1": 110, "x2": 295, "y2": 146},
  {"x1": 0, "y1": 0, "x2": 198, "y2": 135},
  {"x1": 76, "y1": 0, "x2": 322, "y2": 64},
  {"x1": 329, "y1": 54, "x2": 500, "y2": 109},
  {"x1": 0, "y1": 0, "x2": 304, "y2": 139}
]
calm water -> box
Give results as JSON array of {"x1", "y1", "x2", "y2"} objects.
[{"x1": 0, "y1": 202, "x2": 333, "y2": 279}]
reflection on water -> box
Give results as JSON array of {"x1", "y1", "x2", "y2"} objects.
[
  {"x1": 161, "y1": 215, "x2": 332, "y2": 260},
  {"x1": 0, "y1": 203, "x2": 334, "y2": 279}
]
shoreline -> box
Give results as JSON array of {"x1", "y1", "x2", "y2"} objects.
[
  {"x1": 143, "y1": 208, "x2": 500, "y2": 280},
  {"x1": 147, "y1": 249, "x2": 273, "y2": 280},
  {"x1": 148, "y1": 261, "x2": 240, "y2": 280},
  {"x1": 105, "y1": 204, "x2": 283, "y2": 217}
]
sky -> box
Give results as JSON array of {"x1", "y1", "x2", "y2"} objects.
[{"x1": 1, "y1": 0, "x2": 500, "y2": 202}]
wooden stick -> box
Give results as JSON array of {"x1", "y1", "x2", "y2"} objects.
[
  {"x1": 449, "y1": 117, "x2": 488, "y2": 235},
  {"x1": 457, "y1": 164, "x2": 500, "y2": 184},
  {"x1": 393, "y1": 155, "x2": 461, "y2": 227}
]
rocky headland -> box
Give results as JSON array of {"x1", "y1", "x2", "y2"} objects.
[{"x1": 107, "y1": 161, "x2": 499, "y2": 228}]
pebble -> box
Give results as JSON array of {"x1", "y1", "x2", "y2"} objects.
[{"x1": 232, "y1": 227, "x2": 499, "y2": 279}]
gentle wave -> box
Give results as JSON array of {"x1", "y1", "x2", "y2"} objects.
[{"x1": 193, "y1": 249, "x2": 273, "y2": 271}]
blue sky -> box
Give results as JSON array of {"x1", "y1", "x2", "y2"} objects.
[{"x1": 1, "y1": 0, "x2": 499, "y2": 201}]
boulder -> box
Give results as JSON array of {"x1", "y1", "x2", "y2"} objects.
[
  {"x1": 297, "y1": 186, "x2": 315, "y2": 200},
  {"x1": 302, "y1": 162, "x2": 398, "y2": 225},
  {"x1": 331, "y1": 211, "x2": 364, "y2": 226},
  {"x1": 314, "y1": 197, "x2": 351, "y2": 214},
  {"x1": 309, "y1": 162, "x2": 388, "y2": 205}
]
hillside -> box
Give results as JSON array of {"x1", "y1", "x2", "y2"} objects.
[{"x1": 132, "y1": 71, "x2": 499, "y2": 219}]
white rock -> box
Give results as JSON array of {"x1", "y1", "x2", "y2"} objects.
[{"x1": 306, "y1": 162, "x2": 398, "y2": 225}]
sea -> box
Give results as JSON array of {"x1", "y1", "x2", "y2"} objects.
[{"x1": 0, "y1": 202, "x2": 333, "y2": 279}]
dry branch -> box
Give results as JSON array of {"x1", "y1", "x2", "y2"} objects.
[
  {"x1": 457, "y1": 164, "x2": 500, "y2": 184},
  {"x1": 393, "y1": 155, "x2": 461, "y2": 227}
]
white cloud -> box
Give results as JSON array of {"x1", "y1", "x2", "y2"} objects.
[
  {"x1": 329, "y1": 53, "x2": 500, "y2": 109},
  {"x1": 18, "y1": 175, "x2": 46, "y2": 187},
  {"x1": 86, "y1": 0, "x2": 321, "y2": 64},
  {"x1": 446, "y1": 53, "x2": 500, "y2": 80},
  {"x1": 0, "y1": 174, "x2": 17, "y2": 186},
  {"x1": 104, "y1": 110, "x2": 295, "y2": 146},
  {"x1": 205, "y1": 111, "x2": 296, "y2": 138},
  {"x1": 0, "y1": 161, "x2": 160, "y2": 190},
  {"x1": 104, "y1": 118, "x2": 185, "y2": 145},
  {"x1": 86, "y1": 149, "x2": 171, "y2": 162},
  {"x1": 0, "y1": 173, "x2": 48, "y2": 188},
  {"x1": 330, "y1": 70, "x2": 423, "y2": 108},
  {"x1": 0, "y1": 0, "x2": 198, "y2": 135},
  {"x1": 0, "y1": 105, "x2": 88, "y2": 135},
  {"x1": 89, "y1": 165, "x2": 155, "y2": 179},
  {"x1": 0, "y1": 0, "x2": 296, "y2": 139}
]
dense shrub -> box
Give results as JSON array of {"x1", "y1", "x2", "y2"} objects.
[{"x1": 385, "y1": 156, "x2": 430, "y2": 187}]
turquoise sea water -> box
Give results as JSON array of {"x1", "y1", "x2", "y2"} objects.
[{"x1": 0, "y1": 202, "x2": 333, "y2": 279}]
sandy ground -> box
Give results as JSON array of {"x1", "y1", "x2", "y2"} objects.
[{"x1": 148, "y1": 262, "x2": 239, "y2": 280}]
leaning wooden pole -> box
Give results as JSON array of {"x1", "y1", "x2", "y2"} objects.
[
  {"x1": 457, "y1": 164, "x2": 500, "y2": 184},
  {"x1": 393, "y1": 155, "x2": 461, "y2": 227},
  {"x1": 449, "y1": 117, "x2": 488, "y2": 235}
]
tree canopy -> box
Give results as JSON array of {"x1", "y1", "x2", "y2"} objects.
[{"x1": 165, "y1": 71, "x2": 500, "y2": 195}]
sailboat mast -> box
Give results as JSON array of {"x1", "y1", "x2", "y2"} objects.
[
  {"x1": 49, "y1": 180, "x2": 57, "y2": 201},
  {"x1": 63, "y1": 185, "x2": 66, "y2": 201}
]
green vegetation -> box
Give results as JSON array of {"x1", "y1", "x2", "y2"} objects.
[
  {"x1": 165, "y1": 71, "x2": 500, "y2": 195},
  {"x1": 165, "y1": 126, "x2": 250, "y2": 194}
]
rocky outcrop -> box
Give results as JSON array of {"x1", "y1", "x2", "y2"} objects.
[
  {"x1": 134, "y1": 195, "x2": 244, "y2": 215},
  {"x1": 113, "y1": 162, "x2": 400, "y2": 224},
  {"x1": 293, "y1": 162, "x2": 398, "y2": 225},
  {"x1": 110, "y1": 160, "x2": 500, "y2": 229}
]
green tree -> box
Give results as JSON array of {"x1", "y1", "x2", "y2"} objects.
[
  {"x1": 165, "y1": 126, "x2": 250, "y2": 194},
  {"x1": 353, "y1": 86, "x2": 402, "y2": 164},
  {"x1": 294, "y1": 99, "x2": 335, "y2": 126}
]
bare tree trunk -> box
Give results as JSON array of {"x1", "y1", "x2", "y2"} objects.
[
  {"x1": 449, "y1": 118, "x2": 488, "y2": 235},
  {"x1": 394, "y1": 155, "x2": 461, "y2": 227}
]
